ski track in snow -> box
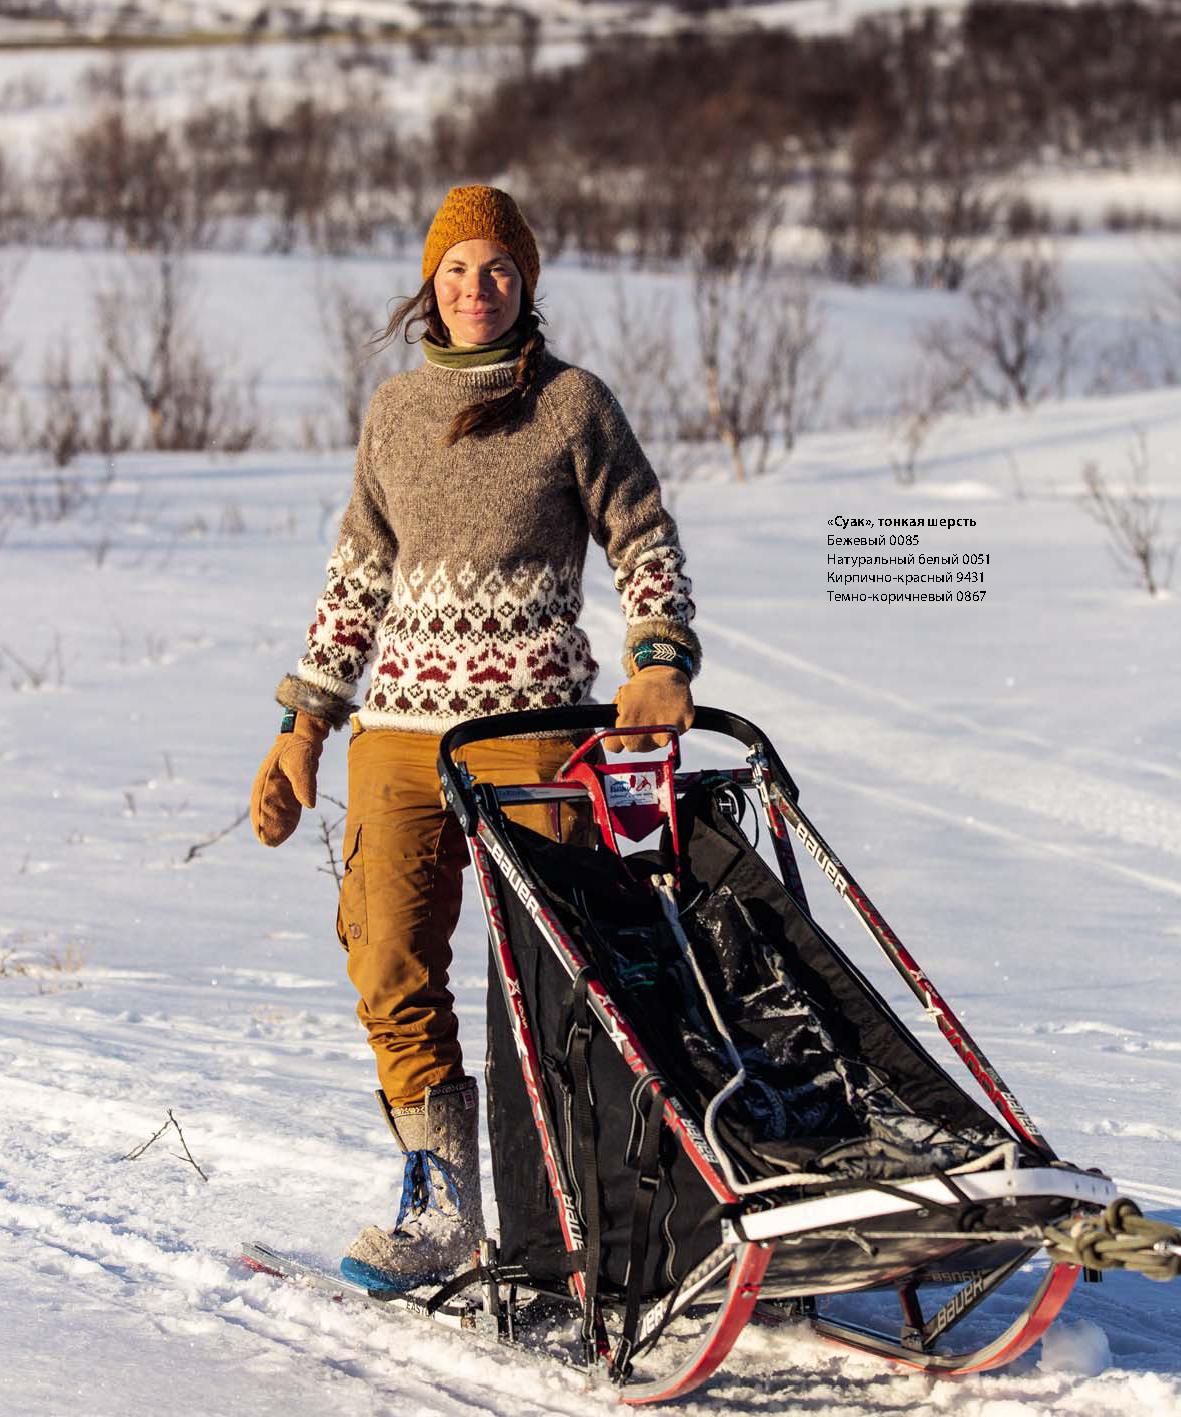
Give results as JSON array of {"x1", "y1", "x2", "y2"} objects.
[{"x1": 689, "y1": 614, "x2": 1181, "y2": 865}]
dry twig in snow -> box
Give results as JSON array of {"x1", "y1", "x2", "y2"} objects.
[
  {"x1": 122, "y1": 1109, "x2": 209, "y2": 1182},
  {"x1": 183, "y1": 807, "x2": 249, "y2": 863}
]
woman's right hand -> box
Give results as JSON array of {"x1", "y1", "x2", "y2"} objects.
[{"x1": 250, "y1": 712, "x2": 331, "y2": 847}]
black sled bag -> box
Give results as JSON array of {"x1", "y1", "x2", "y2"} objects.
[{"x1": 484, "y1": 775, "x2": 1014, "y2": 1300}]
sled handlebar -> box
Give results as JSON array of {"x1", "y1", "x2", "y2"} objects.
[{"x1": 437, "y1": 705, "x2": 799, "y2": 835}]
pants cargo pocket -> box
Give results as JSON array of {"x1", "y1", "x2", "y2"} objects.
[{"x1": 336, "y1": 823, "x2": 367, "y2": 952}]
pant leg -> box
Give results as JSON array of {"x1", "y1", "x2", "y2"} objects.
[
  {"x1": 338, "y1": 729, "x2": 469, "y2": 1108},
  {"x1": 338, "y1": 728, "x2": 584, "y2": 1109}
]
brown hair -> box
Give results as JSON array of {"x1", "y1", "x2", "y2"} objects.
[{"x1": 372, "y1": 278, "x2": 548, "y2": 447}]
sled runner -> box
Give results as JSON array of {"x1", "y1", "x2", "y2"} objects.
[{"x1": 244, "y1": 705, "x2": 1180, "y2": 1403}]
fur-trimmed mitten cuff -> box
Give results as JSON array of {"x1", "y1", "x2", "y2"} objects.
[
  {"x1": 621, "y1": 621, "x2": 702, "y2": 679},
  {"x1": 274, "y1": 673, "x2": 355, "y2": 730}
]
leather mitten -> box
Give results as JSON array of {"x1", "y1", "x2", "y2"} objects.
[
  {"x1": 250, "y1": 711, "x2": 331, "y2": 847},
  {"x1": 604, "y1": 667, "x2": 694, "y2": 753}
]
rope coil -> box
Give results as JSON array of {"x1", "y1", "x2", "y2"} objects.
[{"x1": 1044, "y1": 1198, "x2": 1181, "y2": 1283}]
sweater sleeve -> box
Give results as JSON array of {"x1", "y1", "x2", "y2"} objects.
[
  {"x1": 567, "y1": 372, "x2": 701, "y2": 677},
  {"x1": 292, "y1": 391, "x2": 398, "y2": 702}
]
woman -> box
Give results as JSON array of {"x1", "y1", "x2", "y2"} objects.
[{"x1": 250, "y1": 185, "x2": 700, "y2": 1290}]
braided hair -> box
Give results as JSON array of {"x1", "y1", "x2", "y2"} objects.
[{"x1": 374, "y1": 279, "x2": 547, "y2": 447}]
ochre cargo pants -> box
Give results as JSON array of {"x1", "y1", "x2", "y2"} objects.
[{"x1": 337, "y1": 724, "x2": 584, "y2": 1108}]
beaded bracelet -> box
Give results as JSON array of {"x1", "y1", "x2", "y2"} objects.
[{"x1": 631, "y1": 640, "x2": 694, "y2": 677}]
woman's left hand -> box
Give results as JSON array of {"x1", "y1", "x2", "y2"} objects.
[{"x1": 604, "y1": 667, "x2": 695, "y2": 753}]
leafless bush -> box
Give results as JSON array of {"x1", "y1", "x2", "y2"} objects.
[
  {"x1": 316, "y1": 274, "x2": 410, "y2": 447},
  {"x1": 694, "y1": 261, "x2": 833, "y2": 482},
  {"x1": 219, "y1": 501, "x2": 247, "y2": 535},
  {"x1": 1079, "y1": 431, "x2": 1177, "y2": 596},
  {"x1": 897, "y1": 147, "x2": 1005, "y2": 291},
  {"x1": 50, "y1": 101, "x2": 219, "y2": 252},
  {"x1": 0, "y1": 145, "x2": 31, "y2": 244},
  {"x1": 25, "y1": 337, "x2": 135, "y2": 467},
  {"x1": 0, "y1": 253, "x2": 25, "y2": 449},
  {"x1": 591, "y1": 282, "x2": 710, "y2": 487},
  {"x1": 594, "y1": 281, "x2": 689, "y2": 445},
  {"x1": 919, "y1": 242, "x2": 1077, "y2": 410},
  {"x1": 122, "y1": 1109, "x2": 208, "y2": 1182},
  {"x1": 886, "y1": 358, "x2": 971, "y2": 484},
  {"x1": 1084, "y1": 325, "x2": 1159, "y2": 398},
  {"x1": 811, "y1": 116, "x2": 891, "y2": 286},
  {"x1": 93, "y1": 250, "x2": 263, "y2": 452},
  {"x1": 34, "y1": 338, "x2": 85, "y2": 467},
  {"x1": 2, "y1": 455, "x2": 115, "y2": 530}
]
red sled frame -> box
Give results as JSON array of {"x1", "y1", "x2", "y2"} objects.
[{"x1": 438, "y1": 705, "x2": 1106, "y2": 1403}]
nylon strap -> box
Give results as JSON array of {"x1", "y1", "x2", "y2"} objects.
[{"x1": 611, "y1": 1087, "x2": 664, "y2": 1380}]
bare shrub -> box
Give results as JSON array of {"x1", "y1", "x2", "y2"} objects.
[
  {"x1": 219, "y1": 501, "x2": 247, "y2": 535},
  {"x1": 1079, "y1": 431, "x2": 1177, "y2": 596},
  {"x1": 591, "y1": 281, "x2": 710, "y2": 488},
  {"x1": 896, "y1": 144, "x2": 1004, "y2": 291},
  {"x1": 594, "y1": 281, "x2": 688, "y2": 445},
  {"x1": 0, "y1": 253, "x2": 26, "y2": 450},
  {"x1": 25, "y1": 339, "x2": 133, "y2": 467},
  {"x1": 3, "y1": 459, "x2": 114, "y2": 528},
  {"x1": 316, "y1": 274, "x2": 411, "y2": 447},
  {"x1": 51, "y1": 101, "x2": 219, "y2": 252},
  {"x1": 93, "y1": 250, "x2": 263, "y2": 452},
  {"x1": 0, "y1": 145, "x2": 31, "y2": 244},
  {"x1": 244, "y1": 91, "x2": 340, "y2": 254},
  {"x1": 1085, "y1": 325, "x2": 1158, "y2": 398},
  {"x1": 886, "y1": 358, "x2": 970, "y2": 484},
  {"x1": 694, "y1": 260, "x2": 832, "y2": 482},
  {"x1": 920, "y1": 241, "x2": 1077, "y2": 410},
  {"x1": 35, "y1": 338, "x2": 85, "y2": 468},
  {"x1": 809, "y1": 120, "x2": 892, "y2": 287}
]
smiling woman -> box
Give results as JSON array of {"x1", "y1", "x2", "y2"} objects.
[
  {"x1": 248, "y1": 183, "x2": 702, "y2": 1296},
  {"x1": 433, "y1": 241, "x2": 522, "y2": 347}
]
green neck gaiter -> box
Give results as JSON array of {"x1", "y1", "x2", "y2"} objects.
[{"x1": 423, "y1": 328, "x2": 525, "y2": 370}]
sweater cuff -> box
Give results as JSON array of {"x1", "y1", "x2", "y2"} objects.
[
  {"x1": 275, "y1": 672, "x2": 356, "y2": 730},
  {"x1": 622, "y1": 621, "x2": 702, "y2": 679}
]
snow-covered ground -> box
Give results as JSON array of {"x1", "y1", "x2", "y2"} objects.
[
  {"x1": 2, "y1": 352, "x2": 1179, "y2": 1412},
  {"x1": 0, "y1": 21, "x2": 1179, "y2": 1407}
]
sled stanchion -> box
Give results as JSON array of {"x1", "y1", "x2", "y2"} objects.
[
  {"x1": 469, "y1": 830, "x2": 594, "y2": 1297},
  {"x1": 748, "y1": 748, "x2": 811, "y2": 912}
]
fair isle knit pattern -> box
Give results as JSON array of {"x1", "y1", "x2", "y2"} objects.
[{"x1": 292, "y1": 353, "x2": 699, "y2": 734}]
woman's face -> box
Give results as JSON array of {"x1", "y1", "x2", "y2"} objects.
[{"x1": 433, "y1": 239, "x2": 522, "y2": 346}]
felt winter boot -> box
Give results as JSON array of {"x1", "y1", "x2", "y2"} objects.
[{"x1": 340, "y1": 1077, "x2": 485, "y2": 1290}]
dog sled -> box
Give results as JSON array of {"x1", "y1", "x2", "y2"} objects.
[{"x1": 246, "y1": 704, "x2": 1180, "y2": 1403}]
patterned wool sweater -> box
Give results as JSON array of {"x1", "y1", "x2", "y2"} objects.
[{"x1": 287, "y1": 352, "x2": 700, "y2": 733}]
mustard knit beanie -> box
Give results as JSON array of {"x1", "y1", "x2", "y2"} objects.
[{"x1": 422, "y1": 186, "x2": 540, "y2": 302}]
